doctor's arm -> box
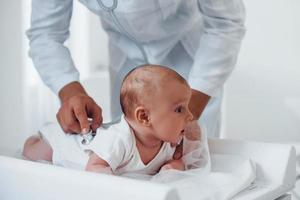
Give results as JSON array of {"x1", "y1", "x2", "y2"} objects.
[
  {"x1": 188, "y1": 0, "x2": 246, "y2": 119},
  {"x1": 174, "y1": 0, "x2": 246, "y2": 160},
  {"x1": 27, "y1": 0, "x2": 102, "y2": 133}
]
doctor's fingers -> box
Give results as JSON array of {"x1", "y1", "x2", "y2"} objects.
[
  {"x1": 59, "y1": 94, "x2": 101, "y2": 134},
  {"x1": 86, "y1": 103, "x2": 102, "y2": 132},
  {"x1": 56, "y1": 107, "x2": 81, "y2": 134},
  {"x1": 73, "y1": 104, "x2": 91, "y2": 134}
]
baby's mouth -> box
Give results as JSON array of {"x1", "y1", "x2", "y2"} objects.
[
  {"x1": 176, "y1": 129, "x2": 184, "y2": 142},
  {"x1": 176, "y1": 135, "x2": 183, "y2": 145}
]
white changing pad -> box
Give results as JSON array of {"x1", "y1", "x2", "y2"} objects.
[
  {"x1": 0, "y1": 139, "x2": 296, "y2": 200},
  {"x1": 149, "y1": 154, "x2": 256, "y2": 200},
  {"x1": 209, "y1": 139, "x2": 296, "y2": 200}
]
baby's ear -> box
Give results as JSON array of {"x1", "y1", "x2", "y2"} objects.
[{"x1": 135, "y1": 106, "x2": 150, "y2": 126}]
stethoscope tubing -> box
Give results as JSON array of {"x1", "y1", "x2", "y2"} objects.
[
  {"x1": 80, "y1": 0, "x2": 149, "y2": 145},
  {"x1": 96, "y1": 0, "x2": 117, "y2": 11},
  {"x1": 95, "y1": 0, "x2": 149, "y2": 64}
]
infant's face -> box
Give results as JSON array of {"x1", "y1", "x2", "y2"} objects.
[{"x1": 149, "y1": 80, "x2": 193, "y2": 144}]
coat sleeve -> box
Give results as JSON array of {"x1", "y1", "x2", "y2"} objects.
[
  {"x1": 188, "y1": 0, "x2": 246, "y2": 97},
  {"x1": 27, "y1": 0, "x2": 79, "y2": 94}
]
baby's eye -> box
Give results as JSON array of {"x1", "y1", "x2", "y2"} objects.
[{"x1": 175, "y1": 106, "x2": 183, "y2": 113}]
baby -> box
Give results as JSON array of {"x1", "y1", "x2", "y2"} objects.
[{"x1": 23, "y1": 65, "x2": 203, "y2": 175}]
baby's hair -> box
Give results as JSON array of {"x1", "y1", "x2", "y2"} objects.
[{"x1": 120, "y1": 64, "x2": 188, "y2": 118}]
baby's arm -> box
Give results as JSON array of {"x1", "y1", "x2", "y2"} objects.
[{"x1": 85, "y1": 153, "x2": 113, "y2": 174}]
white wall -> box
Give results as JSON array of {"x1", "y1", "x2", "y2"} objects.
[
  {"x1": 222, "y1": 0, "x2": 300, "y2": 142},
  {"x1": 0, "y1": 1, "x2": 25, "y2": 155}
]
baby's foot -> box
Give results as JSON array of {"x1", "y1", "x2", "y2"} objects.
[{"x1": 160, "y1": 159, "x2": 185, "y2": 171}]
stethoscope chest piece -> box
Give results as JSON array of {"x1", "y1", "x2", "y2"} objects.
[{"x1": 81, "y1": 131, "x2": 96, "y2": 145}]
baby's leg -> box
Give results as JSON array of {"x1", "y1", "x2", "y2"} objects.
[{"x1": 23, "y1": 135, "x2": 53, "y2": 162}]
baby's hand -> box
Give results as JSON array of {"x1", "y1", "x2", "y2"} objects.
[
  {"x1": 184, "y1": 120, "x2": 201, "y2": 141},
  {"x1": 173, "y1": 120, "x2": 201, "y2": 160},
  {"x1": 160, "y1": 159, "x2": 185, "y2": 171}
]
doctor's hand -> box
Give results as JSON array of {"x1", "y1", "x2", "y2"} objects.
[
  {"x1": 57, "y1": 81, "x2": 103, "y2": 134},
  {"x1": 189, "y1": 89, "x2": 210, "y2": 120}
]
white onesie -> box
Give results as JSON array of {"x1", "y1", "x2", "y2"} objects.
[{"x1": 39, "y1": 116, "x2": 176, "y2": 175}]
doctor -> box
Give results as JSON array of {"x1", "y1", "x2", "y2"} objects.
[{"x1": 27, "y1": 0, "x2": 245, "y2": 140}]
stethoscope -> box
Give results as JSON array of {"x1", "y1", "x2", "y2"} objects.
[
  {"x1": 81, "y1": 118, "x2": 121, "y2": 145},
  {"x1": 81, "y1": 0, "x2": 149, "y2": 145},
  {"x1": 96, "y1": 0, "x2": 149, "y2": 64}
]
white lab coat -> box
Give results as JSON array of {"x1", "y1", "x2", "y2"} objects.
[{"x1": 27, "y1": 0, "x2": 246, "y2": 137}]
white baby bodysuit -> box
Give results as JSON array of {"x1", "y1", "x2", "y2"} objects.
[
  {"x1": 86, "y1": 116, "x2": 176, "y2": 175},
  {"x1": 39, "y1": 116, "x2": 176, "y2": 175}
]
